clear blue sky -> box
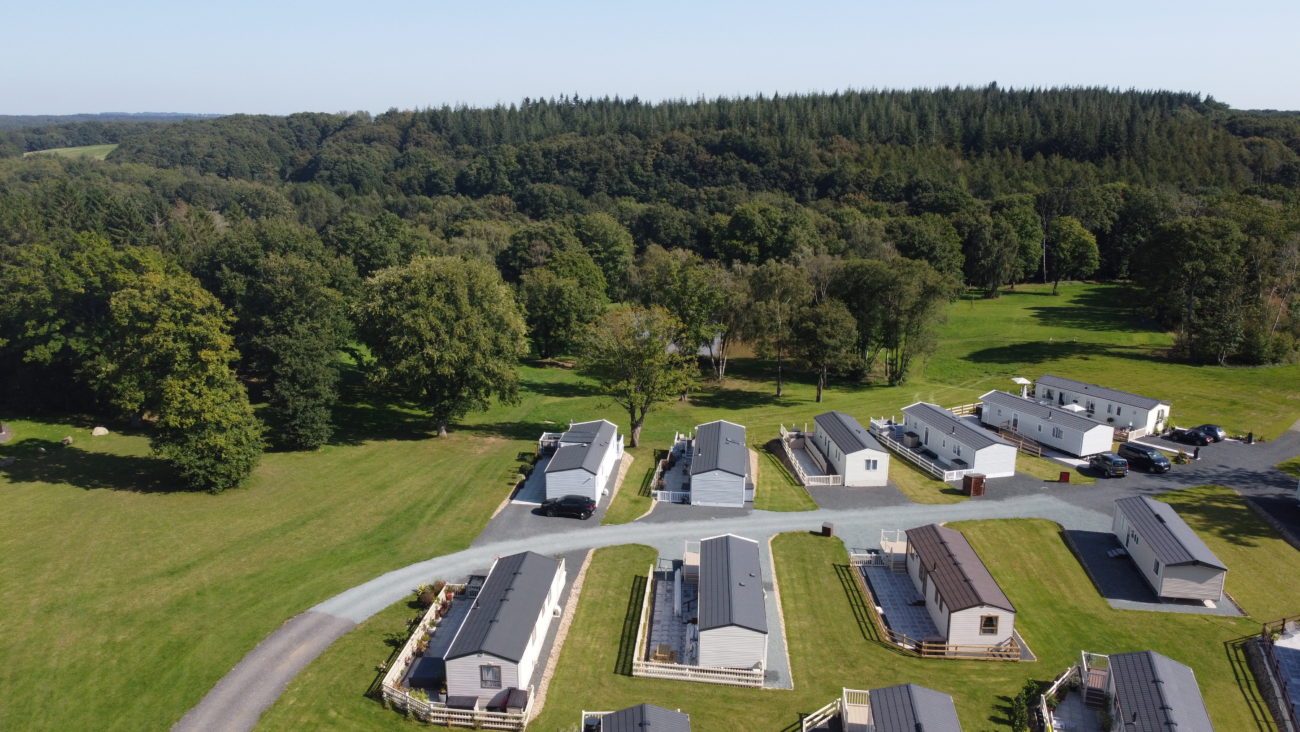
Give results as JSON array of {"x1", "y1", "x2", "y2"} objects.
[{"x1": 4, "y1": 0, "x2": 1299, "y2": 115}]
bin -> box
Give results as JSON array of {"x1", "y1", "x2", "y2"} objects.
[
  {"x1": 962, "y1": 473, "x2": 986, "y2": 497},
  {"x1": 821, "y1": 522, "x2": 835, "y2": 537},
  {"x1": 1058, "y1": 471, "x2": 1070, "y2": 483}
]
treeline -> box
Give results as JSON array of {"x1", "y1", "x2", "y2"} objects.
[
  {"x1": 1, "y1": 88, "x2": 1298, "y2": 492},
  {"x1": 0, "y1": 115, "x2": 215, "y2": 158}
]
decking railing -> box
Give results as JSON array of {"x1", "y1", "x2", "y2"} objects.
[
  {"x1": 800, "y1": 698, "x2": 841, "y2": 731},
  {"x1": 869, "y1": 424, "x2": 970, "y2": 482},
  {"x1": 1260, "y1": 615, "x2": 1300, "y2": 732},
  {"x1": 997, "y1": 423, "x2": 1044, "y2": 457},
  {"x1": 777, "y1": 425, "x2": 843, "y2": 486},
  {"x1": 630, "y1": 564, "x2": 765, "y2": 688},
  {"x1": 946, "y1": 403, "x2": 979, "y2": 417},
  {"x1": 1038, "y1": 663, "x2": 1081, "y2": 732}
]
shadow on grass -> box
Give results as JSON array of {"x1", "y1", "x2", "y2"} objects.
[
  {"x1": 832, "y1": 564, "x2": 875, "y2": 643},
  {"x1": 0, "y1": 438, "x2": 182, "y2": 492},
  {"x1": 615, "y1": 574, "x2": 648, "y2": 676},
  {"x1": 990, "y1": 694, "x2": 1017, "y2": 729},
  {"x1": 964, "y1": 340, "x2": 1166, "y2": 366},
  {"x1": 691, "y1": 386, "x2": 782, "y2": 411},
  {"x1": 639, "y1": 450, "x2": 668, "y2": 498},
  {"x1": 465, "y1": 421, "x2": 551, "y2": 442},
  {"x1": 1163, "y1": 488, "x2": 1284, "y2": 548},
  {"x1": 1222, "y1": 635, "x2": 1276, "y2": 732},
  {"x1": 520, "y1": 378, "x2": 601, "y2": 400}
]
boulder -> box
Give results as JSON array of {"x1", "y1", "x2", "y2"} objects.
[{"x1": 91, "y1": 426, "x2": 109, "y2": 436}]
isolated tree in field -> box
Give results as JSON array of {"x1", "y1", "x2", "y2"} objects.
[
  {"x1": 518, "y1": 247, "x2": 608, "y2": 358},
  {"x1": 578, "y1": 305, "x2": 694, "y2": 447},
  {"x1": 793, "y1": 300, "x2": 859, "y2": 401},
  {"x1": 749, "y1": 260, "x2": 812, "y2": 396},
  {"x1": 357, "y1": 256, "x2": 527, "y2": 437},
  {"x1": 1046, "y1": 216, "x2": 1099, "y2": 294}
]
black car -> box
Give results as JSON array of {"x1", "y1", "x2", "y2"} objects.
[
  {"x1": 1170, "y1": 427, "x2": 1212, "y2": 446},
  {"x1": 1193, "y1": 424, "x2": 1227, "y2": 442},
  {"x1": 1116, "y1": 442, "x2": 1171, "y2": 473},
  {"x1": 541, "y1": 494, "x2": 596, "y2": 519},
  {"x1": 1088, "y1": 452, "x2": 1129, "y2": 478}
]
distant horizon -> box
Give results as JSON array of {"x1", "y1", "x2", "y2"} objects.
[{"x1": 4, "y1": 0, "x2": 1299, "y2": 115}]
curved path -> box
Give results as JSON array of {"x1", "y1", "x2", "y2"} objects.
[{"x1": 175, "y1": 432, "x2": 1300, "y2": 732}]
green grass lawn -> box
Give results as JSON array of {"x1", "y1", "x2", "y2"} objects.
[
  {"x1": 23, "y1": 143, "x2": 118, "y2": 159},
  {"x1": 1278, "y1": 456, "x2": 1300, "y2": 478},
  {"x1": 602, "y1": 446, "x2": 659, "y2": 524},
  {"x1": 7, "y1": 282, "x2": 1300, "y2": 730},
  {"x1": 754, "y1": 445, "x2": 818, "y2": 511},
  {"x1": 887, "y1": 453, "x2": 968, "y2": 503},
  {"x1": 1016, "y1": 452, "x2": 1096, "y2": 485}
]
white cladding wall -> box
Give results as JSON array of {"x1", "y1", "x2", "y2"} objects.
[
  {"x1": 698, "y1": 625, "x2": 768, "y2": 669},
  {"x1": 545, "y1": 468, "x2": 597, "y2": 501},
  {"x1": 947, "y1": 606, "x2": 1015, "y2": 647},
  {"x1": 904, "y1": 414, "x2": 1016, "y2": 478},
  {"x1": 1036, "y1": 384, "x2": 1169, "y2": 437},
  {"x1": 691, "y1": 469, "x2": 746, "y2": 507},
  {"x1": 810, "y1": 429, "x2": 889, "y2": 487},
  {"x1": 979, "y1": 403, "x2": 1114, "y2": 457},
  {"x1": 1112, "y1": 509, "x2": 1224, "y2": 602}
]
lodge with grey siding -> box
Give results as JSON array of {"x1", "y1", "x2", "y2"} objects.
[
  {"x1": 441, "y1": 551, "x2": 566, "y2": 708},
  {"x1": 695, "y1": 534, "x2": 768, "y2": 670},
  {"x1": 1112, "y1": 496, "x2": 1227, "y2": 603},
  {"x1": 587, "y1": 703, "x2": 691, "y2": 731},
  {"x1": 689, "y1": 420, "x2": 751, "y2": 507},
  {"x1": 900, "y1": 402, "x2": 1018, "y2": 478},
  {"x1": 1107, "y1": 650, "x2": 1214, "y2": 731},
  {"x1": 543, "y1": 419, "x2": 623, "y2": 503}
]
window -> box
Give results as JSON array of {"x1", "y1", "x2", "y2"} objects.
[
  {"x1": 1045, "y1": 389, "x2": 1054, "y2": 399},
  {"x1": 1052, "y1": 426, "x2": 1064, "y2": 439},
  {"x1": 1116, "y1": 407, "x2": 1122, "y2": 416},
  {"x1": 954, "y1": 444, "x2": 962, "y2": 456},
  {"x1": 480, "y1": 665, "x2": 502, "y2": 689},
  {"x1": 980, "y1": 615, "x2": 999, "y2": 635},
  {"x1": 1107, "y1": 404, "x2": 1113, "y2": 414},
  {"x1": 1152, "y1": 559, "x2": 1161, "y2": 575},
  {"x1": 865, "y1": 459, "x2": 878, "y2": 471},
  {"x1": 1086, "y1": 401, "x2": 1096, "y2": 413}
]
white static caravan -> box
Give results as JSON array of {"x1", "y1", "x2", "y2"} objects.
[
  {"x1": 543, "y1": 419, "x2": 623, "y2": 503},
  {"x1": 905, "y1": 524, "x2": 1017, "y2": 649},
  {"x1": 900, "y1": 402, "x2": 1018, "y2": 479},
  {"x1": 978, "y1": 390, "x2": 1114, "y2": 457},
  {"x1": 809, "y1": 411, "x2": 890, "y2": 487},
  {"x1": 442, "y1": 552, "x2": 566, "y2": 708},
  {"x1": 1113, "y1": 496, "x2": 1227, "y2": 603},
  {"x1": 690, "y1": 420, "x2": 750, "y2": 507},
  {"x1": 696, "y1": 534, "x2": 768, "y2": 671},
  {"x1": 1035, "y1": 374, "x2": 1171, "y2": 438}
]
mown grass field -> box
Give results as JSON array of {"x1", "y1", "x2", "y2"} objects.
[
  {"x1": 3, "y1": 282, "x2": 1299, "y2": 730},
  {"x1": 23, "y1": 143, "x2": 118, "y2": 159}
]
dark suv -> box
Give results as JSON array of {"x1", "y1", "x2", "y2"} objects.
[
  {"x1": 1170, "y1": 427, "x2": 1212, "y2": 446},
  {"x1": 1088, "y1": 452, "x2": 1129, "y2": 478},
  {"x1": 540, "y1": 494, "x2": 596, "y2": 519},
  {"x1": 1193, "y1": 424, "x2": 1226, "y2": 442},
  {"x1": 1117, "y1": 443, "x2": 1171, "y2": 473}
]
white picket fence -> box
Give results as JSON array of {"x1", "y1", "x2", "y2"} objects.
[
  {"x1": 777, "y1": 425, "x2": 842, "y2": 486},
  {"x1": 869, "y1": 422, "x2": 971, "y2": 482}
]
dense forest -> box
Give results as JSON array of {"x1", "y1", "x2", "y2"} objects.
[{"x1": 1, "y1": 87, "x2": 1298, "y2": 491}]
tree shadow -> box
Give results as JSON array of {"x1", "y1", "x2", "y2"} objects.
[
  {"x1": 615, "y1": 574, "x2": 648, "y2": 676},
  {"x1": 0, "y1": 438, "x2": 182, "y2": 493},
  {"x1": 964, "y1": 341, "x2": 1165, "y2": 366},
  {"x1": 328, "y1": 401, "x2": 434, "y2": 445},
  {"x1": 989, "y1": 694, "x2": 1015, "y2": 728},
  {"x1": 691, "y1": 386, "x2": 782, "y2": 411},
  {"x1": 1166, "y1": 488, "x2": 1290, "y2": 548},
  {"x1": 465, "y1": 421, "x2": 551, "y2": 443},
  {"x1": 520, "y1": 378, "x2": 602, "y2": 400}
]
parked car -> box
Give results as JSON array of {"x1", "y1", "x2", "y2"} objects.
[
  {"x1": 1170, "y1": 427, "x2": 1212, "y2": 446},
  {"x1": 540, "y1": 494, "x2": 596, "y2": 519},
  {"x1": 1088, "y1": 452, "x2": 1130, "y2": 478},
  {"x1": 1193, "y1": 424, "x2": 1227, "y2": 442},
  {"x1": 1117, "y1": 443, "x2": 1171, "y2": 473}
]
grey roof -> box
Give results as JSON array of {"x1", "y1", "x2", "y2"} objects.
[
  {"x1": 691, "y1": 420, "x2": 748, "y2": 477},
  {"x1": 868, "y1": 683, "x2": 963, "y2": 732},
  {"x1": 598, "y1": 704, "x2": 691, "y2": 732},
  {"x1": 1109, "y1": 650, "x2": 1214, "y2": 732},
  {"x1": 546, "y1": 419, "x2": 618, "y2": 474},
  {"x1": 814, "y1": 411, "x2": 884, "y2": 454},
  {"x1": 1036, "y1": 374, "x2": 1168, "y2": 410},
  {"x1": 698, "y1": 534, "x2": 767, "y2": 633},
  {"x1": 445, "y1": 551, "x2": 561, "y2": 663},
  {"x1": 901, "y1": 402, "x2": 1013, "y2": 450},
  {"x1": 1114, "y1": 497, "x2": 1227, "y2": 570},
  {"x1": 905, "y1": 524, "x2": 1015, "y2": 613},
  {"x1": 979, "y1": 390, "x2": 1112, "y2": 434}
]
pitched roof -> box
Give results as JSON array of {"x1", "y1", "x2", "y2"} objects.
[
  {"x1": 546, "y1": 419, "x2": 618, "y2": 474},
  {"x1": 698, "y1": 534, "x2": 767, "y2": 633},
  {"x1": 1109, "y1": 650, "x2": 1214, "y2": 732},
  {"x1": 901, "y1": 402, "x2": 1012, "y2": 451},
  {"x1": 905, "y1": 523, "x2": 1015, "y2": 613},
  {"x1": 691, "y1": 420, "x2": 748, "y2": 477},
  {"x1": 446, "y1": 551, "x2": 561, "y2": 663},
  {"x1": 814, "y1": 410, "x2": 884, "y2": 454},
  {"x1": 868, "y1": 683, "x2": 963, "y2": 732},
  {"x1": 1036, "y1": 374, "x2": 1168, "y2": 410},
  {"x1": 979, "y1": 390, "x2": 1113, "y2": 434},
  {"x1": 1114, "y1": 497, "x2": 1227, "y2": 570},
  {"x1": 598, "y1": 703, "x2": 691, "y2": 732}
]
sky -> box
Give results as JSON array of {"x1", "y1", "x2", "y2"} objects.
[{"x1": 3, "y1": 0, "x2": 1300, "y2": 115}]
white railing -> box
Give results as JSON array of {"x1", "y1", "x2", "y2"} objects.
[
  {"x1": 1038, "y1": 664, "x2": 1079, "y2": 732},
  {"x1": 630, "y1": 563, "x2": 765, "y2": 688},
  {"x1": 871, "y1": 427, "x2": 970, "y2": 482},
  {"x1": 651, "y1": 433, "x2": 691, "y2": 502},
  {"x1": 777, "y1": 425, "x2": 843, "y2": 487},
  {"x1": 653, "y1": 490, "x2": 690, "y2": 503},
  {"x1": 801, "y1": 698, "x2": 841, "y2": 731}
]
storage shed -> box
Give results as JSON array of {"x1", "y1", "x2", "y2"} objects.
[
  {"x1": 696, "y1": 534, "x2": 768, "y2": 670},
  {"x1": 905, "y1": 523, "x2": 1017, "y2": 649},
  {"x1": 1107, "y1": 650, "x2": 1214, "y2": 732},
  {"x1": 690, "y1": 420, "x2": 750, "y2": 507},
  {"x1": 587, "y1": 703, "x2": 691, "y2": 732},
  {"x1": 442, "y1": 551, "x2": 566, "y2": 707},
  {"x1": 810, "y1": 411, "x2": 890, "y2": 487},
  {"x1": 1112, "y1": 496, "x2": 1227, "y2": 603},
  {"x1": 543, "y1": 419, "x2": 623, "y2": 502},
  {"x1": 1035, "y1": 374, "x2": 1171, "y2": 437},
  {"x1": 978, "y1": 389, "x2": 1114, "y2": 457},
  {"x1": 900, "y1": 402, "x2": 1018, "y2": 479}
]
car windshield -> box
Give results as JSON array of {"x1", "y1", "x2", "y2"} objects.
[{"x1": 1112, "y1": 457, "x2": 1128, "y2": 467}]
